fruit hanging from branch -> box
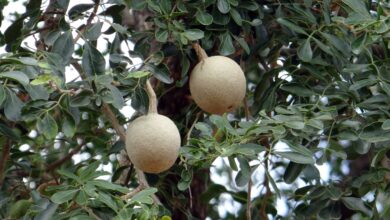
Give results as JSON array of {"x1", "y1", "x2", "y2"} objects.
[
  {"x1": 190, "y1": 43, "x2": 247, "y2": 115},
  {"x1": 125, "y1": 79, "x2": 181, "y2": 173}
]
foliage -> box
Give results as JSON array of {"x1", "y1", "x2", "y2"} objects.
[{"x1": 1, "y1": 0, "x2": 390, "y2": 219}]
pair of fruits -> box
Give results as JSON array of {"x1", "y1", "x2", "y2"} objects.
[{"x1": 126, "y1": 45, "x2": 246, "y2": 173}]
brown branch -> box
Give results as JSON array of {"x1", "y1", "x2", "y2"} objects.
[
  {"x1": 46, "y1": 142, "x2": 83, "y2": 171},
  {"x1": 247, "y1": 178, "x2": 252, "y2": 220},
  {"x1": 82, "y1": 206, "x2": 102, "y2": 220},
  {"x1": 74, "y1": 0, "x2": 100, "y2": 43},
  {"x1": 101, "y1": 104, "x2": 126, "y2": 141},
  {"x1": 0, "y1": 139, "x2": 11, "y2": 186},
  {"x1": 260, "y1": 139, "x2": 272, "y2": 220},
  {"x1": 185, "y1": 112, "x2": 201, "y2": 144},
  {"x1": 120, "y1": 184, "x2": 143, "y2": 200}
]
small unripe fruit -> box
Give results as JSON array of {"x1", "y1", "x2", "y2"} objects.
[
  {"x1": 190, "y1": 56, "x2": 246, "y2": 115},
  {"x1": 126, "y1": 80, "x2": 181, "y2": 173},
  {"x1": 126, "y1": 113, "x2": 180, "y2": 173},
  {"x1": 9, "y1": 199, "x2": 31, "y2": 219}
]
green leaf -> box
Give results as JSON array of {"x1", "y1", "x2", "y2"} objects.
[
  {"x1": 114, "y1": 209, "x2": 134, "y2": 220},
  {"x1": 82, "y1": 42, "x2": 106, "y2": 76},
  {"x1": 285, "y1": 121, "x2": 305, "y2": 130},
  {"x1": 146, "y1": 64, "x2": 173, "y2": 84},
  {"x1": 131, "y1": 187, "x2": 158, "y2": 204},
  {"x1": 68, "y1": 3, "x2": 95, "y2": 20},
  {"x1": 235, "y1": 170, "x2": 248, "y2": 187},
  {"x1": 52, "y1": 31, "x2": 74, "y2": 64},
  {"x1": 70, "y1": 90, "x2": 93, "y2": 107},
  {"x1": 277, "y1": 18, "x2": 308, "y2": 35},
  {"x1": 155, "y1": 29, "x2": 168, "y2": 42},
  {"x1": 111, "y1": 23, "x2": 128, "y2": 34},
  {"x1": 0, "y1": 122, "x2": 20, "y2": 140},
  {"x1": 382, "y1": 120, "x2": 390, "y2": 130},
  {"x1": 229, "y1": 8, "x2": 242, "y2": 25},
  {"x1": 196, "y1": 10, "x2": 213, "y2": 25},
  {"x1": 51, "y1": 189, "x2": 79, "y2": 204},
  {"x1": 35, "y1": 203, "x2": 58, "y2": 220},
  {"x1": 0, "y1": 71, "x2": 29, "y2": 85},
  {"x1": 342, "y1": 0, "x2": 370, "y2": 18},
  {"x1": 4, "y1": 89, "x2": 24, "y2": 121},
  {"x1": 237, "y1": 156, "x2": 252, "y2": 185},
  {"x1": 284, "y1": 162, "x2": 305, "y2": 184},
  {"x1": 217, "y1": 0, "x2": 231, "y2": 14},
  {"x1": 183, "y1": 29, "x2": 204, "y2": 41},
  {"x1": 24, "y1": 84, "x2": 49, "y2": 100},
  {"x1": 107, "y1": 85, "x2": 125, "y2": 109},
  {"x1": 297, "y1": 39, "x2": 313, "y2": 62},
  {"x1": 320, "y1": 32, "x2": 351, "y2": 56},
  {"x1": 160, "y1": 0, "x2": 172, "y2": 14},
  {"x1": 235, "y1": 37, "x2": 250, "y2": 54},
  {"x1": 30, "y1": 74, "x2": 62, "y2": 86},
  {"x1": 281, "y1": 83, "x2": 314, "y2": 97},
  {"x1": 285, "y1": 141, "x2": 313, "y2": 157},
  {"x1": 0, "y1": 84, "x2": 6, "y2": 106},
  {"x1": 85, "y1": 22, "x2": 103, "y2": 40},
  {"x1": 57, "y1": 169, "x2": 83, "y2": 183},
  {"x1": 89, "y1": 180, "x2": 129, "y2": 193},
  {"x1": 37, "y1": 113, "x2": 58, "y2": 139},
  {"x1": 265, "y1": 169, "x2": 281, "y2": 198},
  {"x1": 341, "y1": 197, "x2": 371, "y2": 216},
  {"x1": 98, "y1": 192, "x2": 118, "y2": 211},
  {"x1": 132, "y1": 0, "x2": 147, "y2": 10},
  {"x1": 349, "y1": 79, "x2": 377, "y2": 90},
  {"x1": 75, "y1": 190, "x2": 88, "y2": 205},
  {"x1": 360, "y1": 122, "x2": 390, "y2": 142},
  {"x1": 62, "y1": 113, "x2": 76, "y2": 138},
  {"x1": 275, "y1": 151, "x2": 315, "y2": 164},
  {"x1": 219, "y1": 32, "x2": 235, "y2": 56}
]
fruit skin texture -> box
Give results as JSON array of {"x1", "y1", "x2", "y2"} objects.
[
  {"x1": 190, "y1": 56, "x2": 246, "y2": 115},
  {"x1": 126, "y1": 113, "x2": 181, "y2": 173}
]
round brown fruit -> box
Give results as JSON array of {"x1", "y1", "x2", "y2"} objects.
[
  {"x1": 190, "y1": 56, "x2": 246, "y2": 115},
  {"x1": 125, "y1": 113, "x2": 181, "y2": 173}
]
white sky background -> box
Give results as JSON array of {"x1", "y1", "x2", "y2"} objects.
[{"x1": 0, "y1": 0, "x2": 337, "y2": 218}]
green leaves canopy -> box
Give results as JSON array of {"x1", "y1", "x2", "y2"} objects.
[{"x1": 1, "y1": 0, "x2": 390, "y2": 220}]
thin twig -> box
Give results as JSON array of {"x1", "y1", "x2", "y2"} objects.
[
  {"x1": 185, "y1": 112, "x2": 201, "y2": 144},
  {"x1": 46, "y1": 142, "x2": 84, "y2": 171},
  {"x1": 73, "y1": 0, "x2": 100, "y2": 43},
  {"x1": 121, "y1": 184, "x2": 144, "y2": 200},
  {"x1": 243, "y1": 96, "x2": 252, "y2": 220},
  {"x1": 247, "y1": 178, "x2": 252, "y2": 220},
  {"x1": 101, "y1": 104, "x2": 126, "y2": 141},
  {"x1": 82, "y1": 206, "x2": 102, "y2": 220},
  {"x1": 0, "y1": 139, "x2": 11, "y2": 186},
  {"x1": 260, "y1": 140, "x2": 271, "y2": 220}
]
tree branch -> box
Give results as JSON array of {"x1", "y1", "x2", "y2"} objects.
[
  {"x1": 0, "y1": 139, "x2": 11, "y2": 186},
  {"x1": 46, "y1": 142, "x2": 84, "y2": 171},
  {"x1": 73, "y1": 0, "x2": 100, "y2": 43},
  {"x1": 247, "y1": 178, "x2": 252, "y2": 220}
]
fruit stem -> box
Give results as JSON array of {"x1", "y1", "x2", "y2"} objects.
[
  {"x1": 146, "y1": 79, "x2": 158, "y2": 114},
  {"x1": 192, "y1": 42, "x2": 208, "y2": 61}
]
